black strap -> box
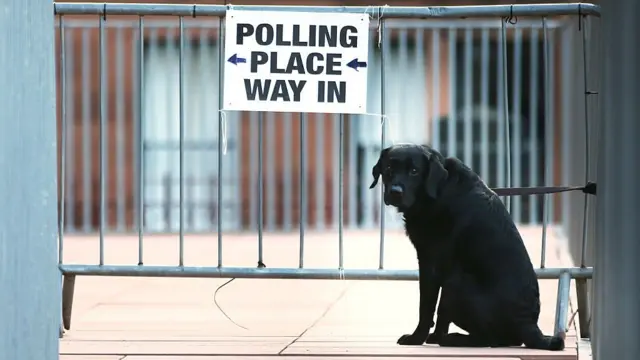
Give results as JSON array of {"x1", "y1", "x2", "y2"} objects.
[{"x1": 492, "y1": 182, "x2": 596, "y2": 197}]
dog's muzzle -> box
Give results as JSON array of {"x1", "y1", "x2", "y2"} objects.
[{"x1": 386, "y1": 184, "x2": 404, "y2": 205}]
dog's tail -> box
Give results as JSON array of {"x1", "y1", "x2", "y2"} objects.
[{"x1": 520, "y1": 324, "x2": 565, "y2": 351}]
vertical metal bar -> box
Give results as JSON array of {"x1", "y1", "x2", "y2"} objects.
[
  {"x1": 197, "y1": 27, "x2": 208, "y2": 230},
  {"x1": 146, "y1": 28, "x2": 159, "y2": 232},
  {"x1": 81, "y1": 28, "x2": 91, "y2": 233},
  {"x1": 258, "y1": 112, "x2": 264, "y2": 266},
  {"x1": 529, "y1": 27, "x2": 540, "y2": 224},
  {"x1": 131, "y1": 25, "x2": 142, "y2": 231},
  {"x1": 178, "y1": 16, "x2": 185, "y2": 266},
  {"x1": 98, "y1": 14, "x2": 106, "y2": 265},
  {"x1": 165, "y1": 27, "x2": 175, "y2": 231},
  {"x1": 540, "y1": 17, "x2": 550, "y2": 268},
  {"x1": 496, "y1": 27, "x2": 505, "y2": 191},
  {"x1": 249, "y1": 111, "x2": 258, "y2": 230},
  {"x1": 480, "y1": 29, "x2": 490, "y2": 183},
  {"x1": 560, "y1": 22, "x2": 573, "y2": 230},
  {"x1": 115, "y1": 27, "x2": 126, "y2": 231},
  {"x1": 512, "y1": 28, "x2": 522, "y2": 223},
  {"x1": 315, "y1": 114, "x2": 325, "y2": 230},
  {"x1": 283, "y1": 112, "x2": 293, "y2": 231},
  {"x1": 338, "y1": 114, "x2": 344, "y2": 268},
  {"x1": 347, "y1": 117, "x2": 356, "y2": 228},
  {"x1": 360, "y1": 28, "x2": 375, "y2": 230},
  {"x1": 416, "y1": 28, "x2": 427, "y2": 140},
  {"x1": 554, "y1": 271, "x2": 571, "y2": 337},
  {"x1": 299, "y1": 113, "x2": 306, "y2": 268},
  {"x1": 500, "y1": 19, "x2": 512, "y2": 212},
  {"x1": 217, "y1": 17, "x2": 224, "y2": 267},
  {"x1": 131, "y1": 24, "x2": 139, "y2": 233},
  {"x1": 182, "y1": 25, "x2": 193, "y2": 231},
  {"x1": 379, "y1": 19, "x2": 386, "y2": 270},
  {"x1": 360, "y1": 31, "x2": 374, "y2": 229},
  {"x1": 65, "y1": 28, "x2": 76, "y2": 233},
  {"x1": 332, "y1": 114, "x2": 340, "y2": 230},
  {"x1": 463, "y1": 27, "x2": 473, "y2": 166},
  {"x1": 266, "y1": 112, "x2": 276, "y2": 230},
  {"x1": 137, "y1": 16, "x2": 145, "y2": 265},
  {"x1": 103, "y1": 22, "x2": 110, "y2": 230},
  {"x1": 546, "y1": 30, "x2": 556, "y2": 223},
  {"x1": 447, "y1": 27, "x2": 457, "y2": 158},
  {"x1": 579, "y1": 16, "x2": 591, "y2": 268},
  {"x1": 58, "y1": 15, "x2": 67, "y2": 263},
  {"x1": 397, "y1": 28, "x2": 406, "y2": 154},
  {"x1": 540, "y1": 184, "x2": 548, "y2": 265},
  {"x1": 431, "y1": 29, "x2": 441, "y2": 149}
]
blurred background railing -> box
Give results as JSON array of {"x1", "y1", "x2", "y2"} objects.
[{"x1": 55, "y1": 16, "x2": 588, "y2": 235}]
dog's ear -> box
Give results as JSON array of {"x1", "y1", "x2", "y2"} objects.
[
  {"x1": 369, "y1": 147, "x2": 390, "y2": 189},
  {"x1": 423, "y1": 149, "x2": 448, "y2": 198}
]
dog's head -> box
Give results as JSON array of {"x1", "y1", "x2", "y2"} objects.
[{"x1": 369, "y1": 144, "x2": 449, "y2": 210}]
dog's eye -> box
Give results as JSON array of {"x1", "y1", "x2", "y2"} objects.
[{"x1": 409, "y1": 168, "x2": 418, "y2": 176}]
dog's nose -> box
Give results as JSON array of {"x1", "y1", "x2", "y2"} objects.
[{"x1": 390, "y1": 184, "x2": 403, "y2": 195}]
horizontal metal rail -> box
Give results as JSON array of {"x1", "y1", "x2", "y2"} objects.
[
  {"x1": 60, "y1": 264, "x2": 593, "y2": 280},
  {"x1": 53, "y1": 2, "x2": 600, "y2": 18},
  {"x1": 53, "y1": 18, "x2": 569, "y2": 30}
]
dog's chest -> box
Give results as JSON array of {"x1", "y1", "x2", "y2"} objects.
[{"x1": 403, "y1": 207, "x2": 455, "y2": 253}]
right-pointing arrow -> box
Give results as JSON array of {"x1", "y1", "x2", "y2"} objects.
[{"x1": 347, "y1": 58, "x2": 367, "y2": 71}]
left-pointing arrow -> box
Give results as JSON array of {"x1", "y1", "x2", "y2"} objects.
[
  {"x1": 227, "y1": 53, "x2": 247, "y2": 65},
  {"x1": 346, "y1": 58, "x2": 367, "y2": 71}
]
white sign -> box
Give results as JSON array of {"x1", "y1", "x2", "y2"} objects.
[{"x1": 223, "y1": 10, "x2": 370, "y2": 114}]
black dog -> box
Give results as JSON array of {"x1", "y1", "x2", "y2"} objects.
[{"x1": 369, "y1": 144, "x2": 564, "y2": 350}]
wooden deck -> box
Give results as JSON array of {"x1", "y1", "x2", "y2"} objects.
[{"x1": 59, "y1": 226, "x2": 582, "y2": 359}]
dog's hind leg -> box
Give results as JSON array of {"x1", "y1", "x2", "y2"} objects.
[
  {"x1": 426, "y1": 269, "x2": 492, "y2": 347},
  {"x1": 436, "y1": 269, "x2": 523, "y2": 348},
  {"x1": 426, "y1": 316, "x2": 451, "y2": 344},
  {"x1": 437, "y1": 333, "x2": 492, "y2": 347},
  {"x1": 437, "y1": 329, "x2": 524, "y2": 348},
  {"x1": 426, "y1": 287, "x2": 454, "y2": 344}
]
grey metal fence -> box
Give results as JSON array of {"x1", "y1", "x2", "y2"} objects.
[
  {"x1": 54, "y1": 2, "x2": 599, "y2": 341},
  {"x1": 56, "y1": 10, "x2": 592, "y2": 234}
]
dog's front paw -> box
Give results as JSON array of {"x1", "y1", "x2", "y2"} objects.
[{"x1": 397, "y1": 333, "x2": 427, "y2": 346}]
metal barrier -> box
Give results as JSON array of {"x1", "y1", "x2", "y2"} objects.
[{"x1": 54, "y1": 2, "x2": 599, "y2": 341}]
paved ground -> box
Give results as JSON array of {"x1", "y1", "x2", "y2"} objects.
[{"x1": 59, "y1": 226, "x2": 582, "y2": 360}]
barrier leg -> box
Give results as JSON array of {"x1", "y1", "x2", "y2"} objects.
[
  {"x1": 553, "y1": 272, "x2": 571, "y2": 337},
  {"x1": 62, "y1": 274, "x2": 76, "y2": 330},
  {"x1": 575, "y1": 278, "x2": 591, "y2": 339}
]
